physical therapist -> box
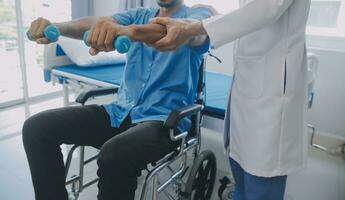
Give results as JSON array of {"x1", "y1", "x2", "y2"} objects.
[{"x1": 151, "y1": 0, "x2": 311, "y2": 199}]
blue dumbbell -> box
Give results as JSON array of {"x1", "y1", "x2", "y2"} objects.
[
  {"x1": 43, "y1": 25, "x2": 60, "y2": 41},
  {"x1": 27, "y1": 25, "x2": 60, "y2": 42},
  {"x1": 83, "y1": 30, "x2": 131, "y2": 54}
]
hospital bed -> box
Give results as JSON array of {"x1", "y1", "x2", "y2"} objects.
[{"x1": 42, "y1": 42, "x2": 318, "y2": 199}]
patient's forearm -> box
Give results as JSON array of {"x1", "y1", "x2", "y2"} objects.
[
  {"x1": 121, "y1": 24, "x2": 167, "y2": 44},
  {"x1": 57, "y1": 20, "x2": 167, "y2": 45},
  {"x1": 122, "y1": 21, "x2": 206, "y2": 47},
  {"x1": 54, "y1": 16, "x2": 102, "y2": 40}
]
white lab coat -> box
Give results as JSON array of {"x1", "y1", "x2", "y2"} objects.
[{"x1": 203, "y1": 0, "x2": 311, "y2": 177}]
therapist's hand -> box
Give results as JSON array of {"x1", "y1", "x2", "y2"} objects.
[
  {"x1": 149, "y1": 17, "x2": 206, "y2": 51},
  {"x1": 149, "y1": 18, "x2": 193, "y2": 51},
  {"x1": 87, "y1": 17, "x2": 132, "y2": 55}
]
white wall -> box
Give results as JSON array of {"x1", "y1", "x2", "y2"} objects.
[
  {"x1": 306, "y1": 47, "x2": 345, "y2": 138},
  {"x1": 93, "y1": 0, "x2": 157, "y2": 16},
  {"x1": 93, "y1": 0, "x2": 120, "y2": 16}
]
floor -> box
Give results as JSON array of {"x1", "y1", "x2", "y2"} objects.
[
  {"x1": 0, "y1": 98, "x2": 64, "y2": 200},
  {"x1": 0, "y1": 97, "x2": 344, "y2": 200}
]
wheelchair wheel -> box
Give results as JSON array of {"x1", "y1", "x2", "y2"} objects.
[{"x1": 184, "y1": 150, "x2": 217, "y2": 200}]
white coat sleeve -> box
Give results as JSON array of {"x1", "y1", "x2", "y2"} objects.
[{"x1": 203, "y1": 0, "x2": 294, "y2": 49}]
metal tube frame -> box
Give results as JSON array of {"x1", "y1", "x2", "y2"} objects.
[
  {"x1": 309, "y1": 124, "x2": 327, "y2": 151},
  {"x1": 65, "y1": 145, "x2": 99, "y2": 195},
  {"x1": 140, "y1": 110, "x2": 202, "y2": 200},
  {"x1": 62, "y1": 81, "x2": 70, "y2": 107}
]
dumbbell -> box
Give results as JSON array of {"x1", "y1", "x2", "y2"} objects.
[
  {"x1": 27, "y1": 24, "x2": 60, "y2": 42},
  {"x1": 83, "y1": 30, "x2": 131, "y2": 54}
]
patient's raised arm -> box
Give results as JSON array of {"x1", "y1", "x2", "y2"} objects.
[
  {"x1": 27, "y1": 15, "x2": 167, "y2": 55},
  {"x1": 27, "y1": 16, "x2": 102, "y2": 44},
  {"x1": 86, "y1": 18, "x2": 168, "y2": 55}
]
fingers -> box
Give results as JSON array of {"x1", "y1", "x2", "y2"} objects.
[
  {"x1": 149, "y1": 17, "x2": 187, "y2": 51},
  {"x1": 29, "y1": 19, "x2": 40, "y2": 39},
  {"x1": 91, "y1": 28, "x2": 101, "y2": 48},
  {"x1": 36, "y1": 38, "x2": 50, "y2": 45},
  {"x1": 97, "y1": 29, "x2": 107, "y2": 51},
  {"x1": 28, "y1": 18, "x2": 50, "y2": 41},
  {"x1": 104, "y1": 30, "x2": 115, "y2": 52},
  {"x1": 87, "y1": 19, "x2": 118, "y2": 53},
  {"x1": 149, "y1": 17, "x2": 160, "y2": 24},
  {"x1": 149, "y1": 17, "x2": 174, "y2": 26},
  {"x1": 36, "y1": 21, "x2": 46, "y2": 38},
  {"x1": 88, "y1": 26, "x2": 100, "y2": 48},
  {"x1": 152, "y1": 37, "x2": 177, "y2": 51},
  {"x1": 89, "y1": 47, "x2": 99, "y2": 56},
  {"x1": 86, "y1": 28, "x2": 93, "y2": 46},
  {"x1": 152, "y1": 38, "x2": 168, "y2": 50},
  {"x1": 88, "y1": 25, "x2": 106, "y2": 52}
]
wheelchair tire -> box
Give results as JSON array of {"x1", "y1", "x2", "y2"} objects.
[{"x1": 184, "y1": 150, "x2": 217, "y2": 200}]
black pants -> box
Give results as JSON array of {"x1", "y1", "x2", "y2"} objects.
[{"x1": 22, "y1": 105, "x2": 178, "y2": 200}]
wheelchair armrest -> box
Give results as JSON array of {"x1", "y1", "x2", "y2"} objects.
[
  {"x1": 76, "y1": 86, "x2": 119, "y2": 105},
  {"x1": 164, "y1": 104, "x2": 203, "y2": 130}
]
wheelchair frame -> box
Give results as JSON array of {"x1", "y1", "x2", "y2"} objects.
[{"x1": 64, "y1": 59, "x2": 217, "y2": 200}]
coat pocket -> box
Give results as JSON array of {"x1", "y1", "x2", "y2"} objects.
[{"x1": 234, "y1": 56, "x2": 265, "y2": 99}]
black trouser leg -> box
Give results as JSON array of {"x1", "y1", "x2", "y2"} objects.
[
  {"x1": 97, "y1": 121, "x2": 178, "y2": 200},
  {"x1": 22, "y1": 105, "x2": 129, "y2": 200}
]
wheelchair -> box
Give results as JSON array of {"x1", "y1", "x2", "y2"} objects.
[{"x1": 64, "y1": 59, "x2": 217, "y2": 200}]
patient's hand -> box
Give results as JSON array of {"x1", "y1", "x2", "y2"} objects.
[
  {"x1": 86, "y1": 17, "x2": 132, "y2": 55},
  {"x1": 27, "y1": 17, "x2": 54, "y2": 44},
  {"x1": 86, "y1": 18, "x2": 167, "y2": 55}
]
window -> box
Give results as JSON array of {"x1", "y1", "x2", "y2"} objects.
[
  {"x1": 307, "y1": 0, "x2": 345, "y2": 38},
  {"x1": 23, "y1": 0, "x2": 71, "y2": 97},
  {"x1": 0, "y1": 0, "x2": 24, "y2": 104},
  {"x1": 0, "y1": 0, "x2": 71, "y2": 107}
]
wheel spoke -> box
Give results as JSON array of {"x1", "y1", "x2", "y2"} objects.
[
  {"x1": 192, "y1": 171, "x2": 200, "y2": 189},
  {"x1": 194, "y1": 186, "x2": 204, "y2": 200},
  {"x1": 204, "y1": 160, "x2": 212, "y2": 176},
  {"x1": 202, "y1": 160, "x2": 215, "y2": 198},
  {"x1": 198, "y1": 162, "x2": 205, "y2": 179},
  {"x1": 199, "y1": 161, "x2": 211, "y2": 184},
  {"x1": 185, "y1": 151, "x2": 217, "y2": 200},
  {"x1": 194, "y1": 162, "x2": 210, "y2": 199},
  {"x1": 205, "y1": 166, "x2": 213, "y2": 184},
  {"x1": 191, "y1": 190, "x2": 196, "y2": 200},
  {"x1": 205, "y1": 176, "x2": 213, "y2": 186},
  {"x1": 193, "y1": 178, "x2": 202, "y2": 190}
]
